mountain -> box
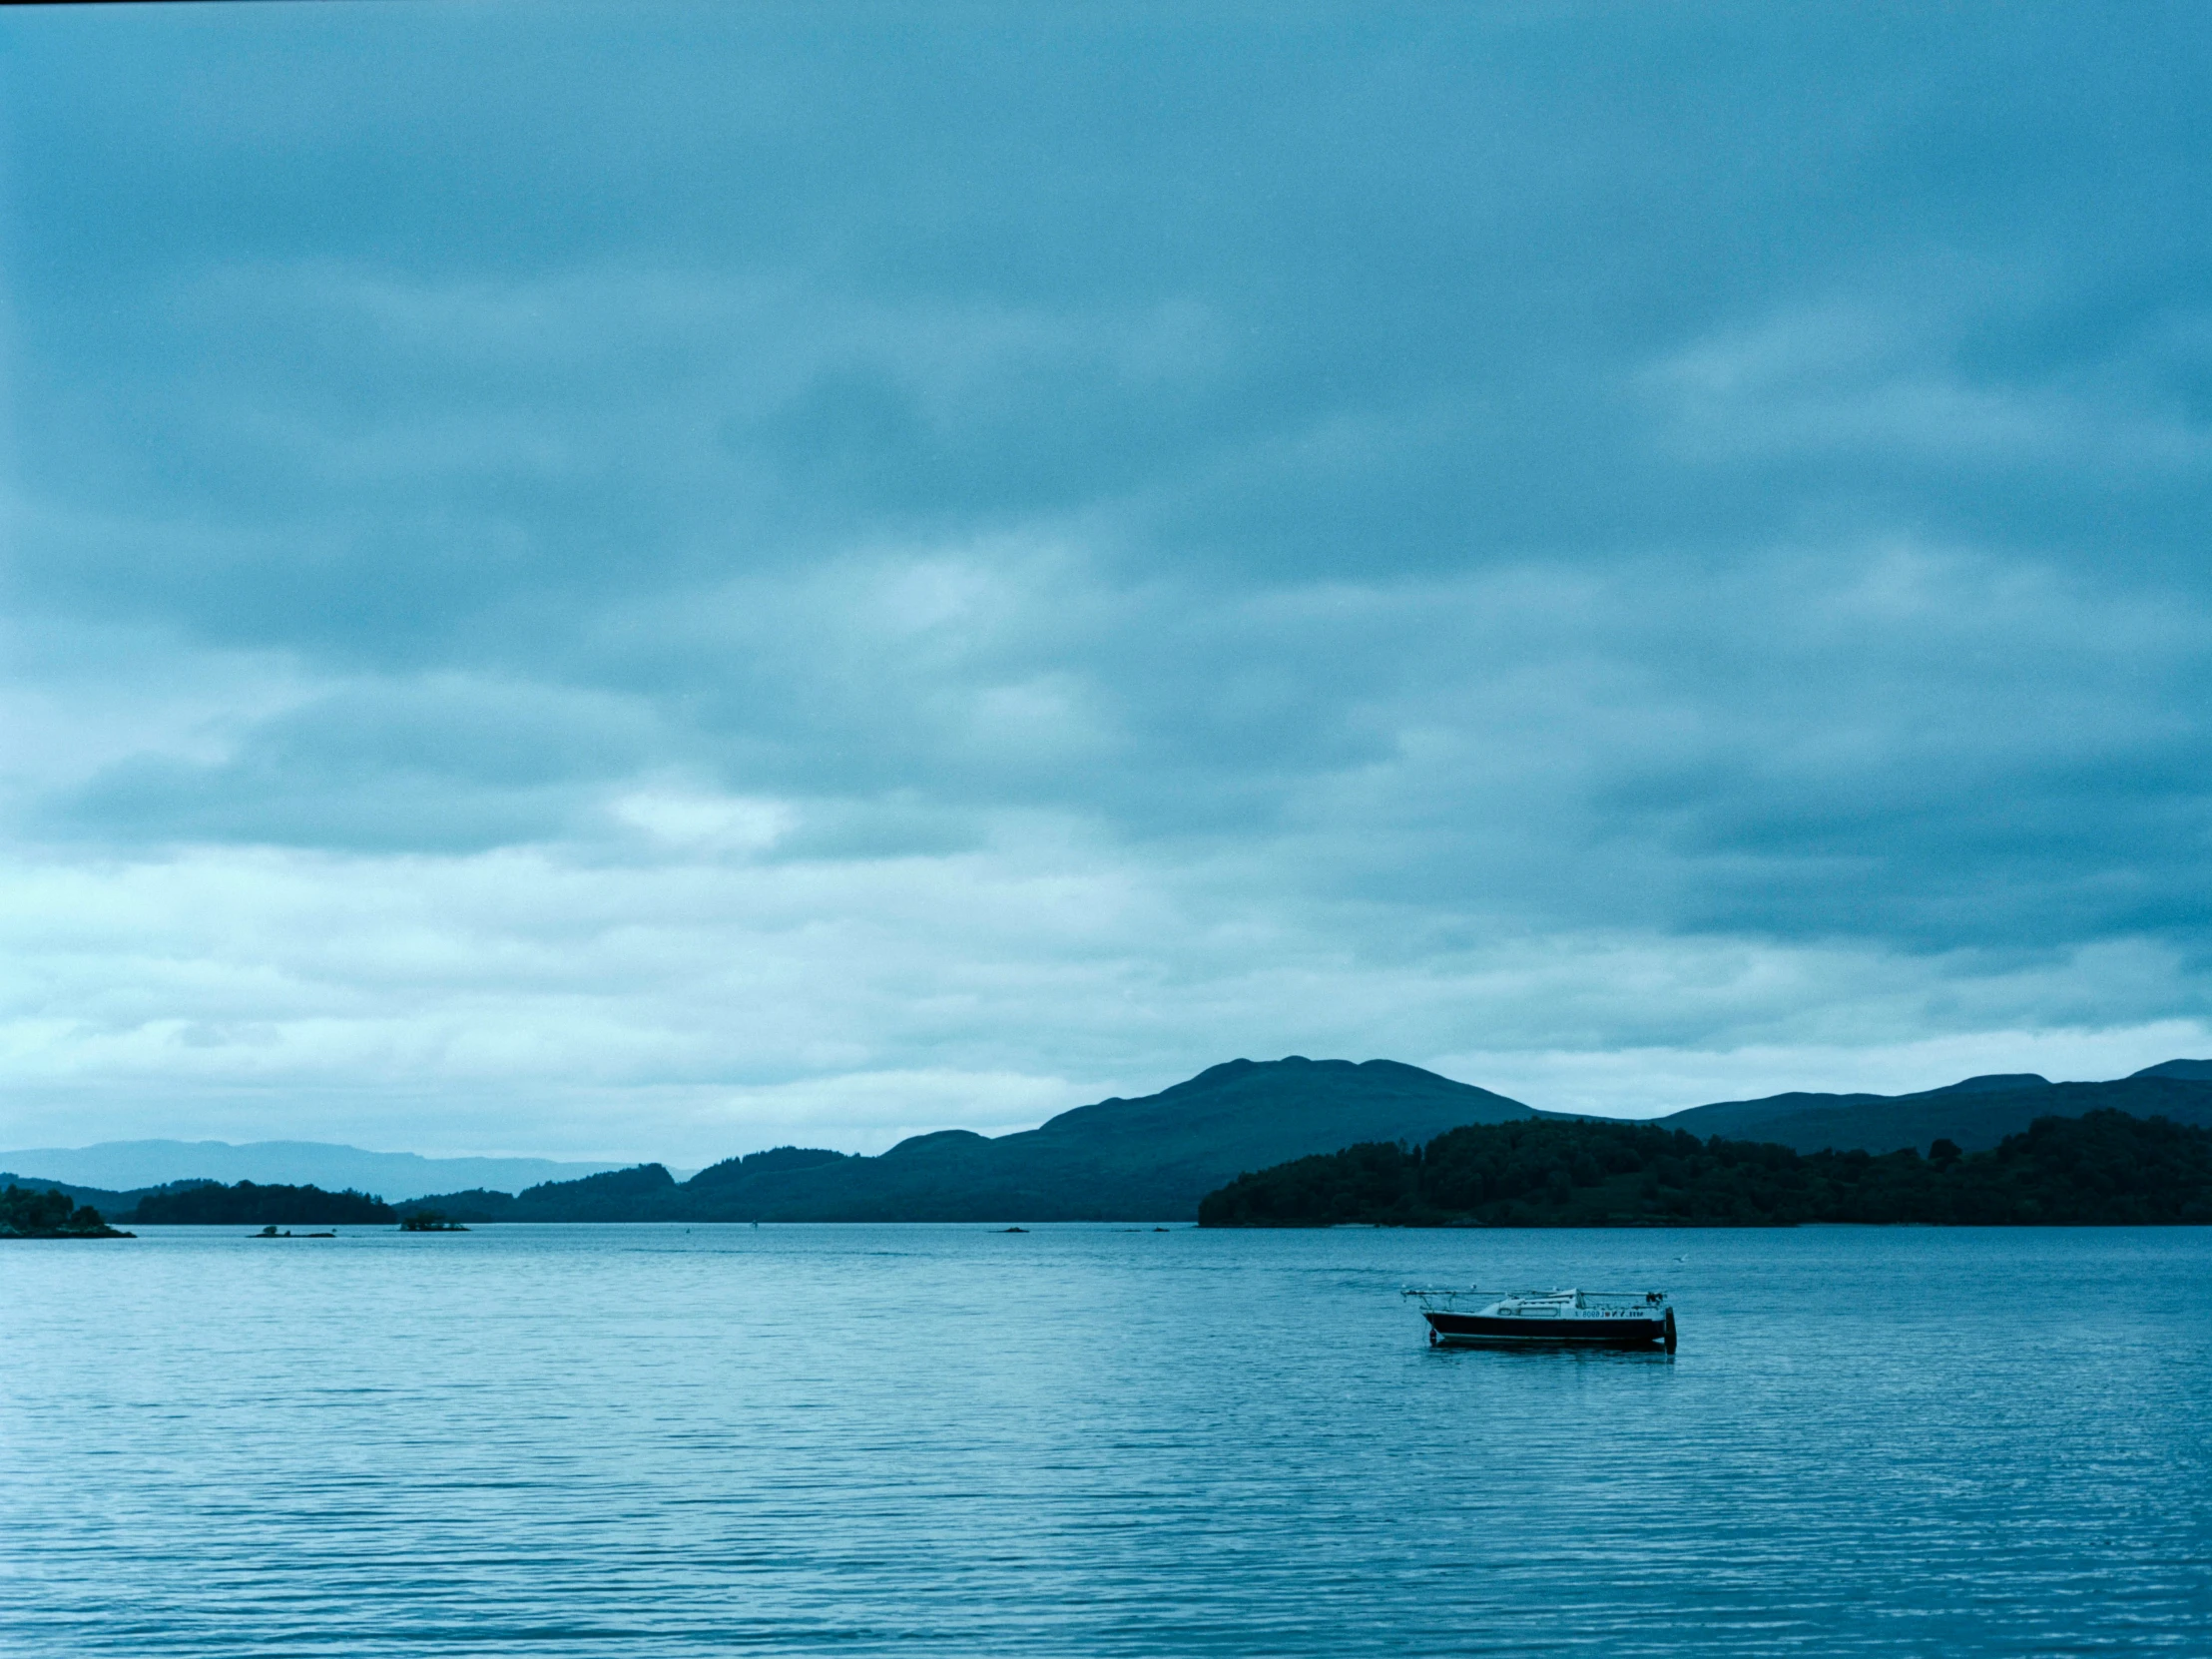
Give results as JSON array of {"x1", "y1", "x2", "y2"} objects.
[
  {"x1": 411, "y1": 1057, "x2": 1545, "y2": 1222},
  {"x1": 1655, "y1": 1068, "x2": 2212, "y2": 1155},
  {"x1": 0, "y1": 1140, "x2": 623, "y2": 1202},
  {"x1": 35, "y1": 1055, "x2": 2212, "y2": 1227},
  {"x1": 2133, "y1": 1058, "x2": 2212, "y2": 1081}
]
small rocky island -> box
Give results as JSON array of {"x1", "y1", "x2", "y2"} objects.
[
  {"x1": 398, "y1": 1210, "x2": 469, "y2": 1232},
  {"x1": 2, "y1": 1184, "x2": 133, "y2": 1239}
]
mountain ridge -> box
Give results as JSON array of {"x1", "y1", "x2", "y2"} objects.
[
  {"x1": 1652, "y1": 1072, "x2": 2212, "y2": 1154},
  {"x1": 413, "y1": 1057, "x2": 1547, "y2": 1223},
  {"x1": 0, "y1": 1140, "x2": 625, "y2": 1202},
  {"x1": 407, "y1": 1058, "x2": 2212, "y2": 1222},
  {"x1": 15, "y1": 1056, "x2": 2212, "y2": 1224}
]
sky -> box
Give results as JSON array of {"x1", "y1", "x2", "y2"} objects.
[{"x1": 5, "y1": 2, "x2": 2212, "y2": 1164}]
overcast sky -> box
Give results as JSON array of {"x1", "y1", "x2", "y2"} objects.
[{"x1": 5, "y1": 3, "x2": 2211, "y2": 1163}]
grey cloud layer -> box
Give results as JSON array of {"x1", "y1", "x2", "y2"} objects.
[{"x1": 6, "y1": 4, "x2": 2212, "y2": 1150}]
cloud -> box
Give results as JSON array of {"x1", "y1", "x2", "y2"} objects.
[
  {"x1": 1645, "y1": 286, "x2": 2212, "y2": 479},
  {"x1": 3, "y1": 830, "x2": 2204, "y2": 1160},
  {"x1": 5, "y1": 3, "x2": 2212, "y2": 1154}
]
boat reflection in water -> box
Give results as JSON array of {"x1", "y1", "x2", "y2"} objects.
[{"x1": 1404, "y1": 1287, "x2": 1676, "y2": 1351}]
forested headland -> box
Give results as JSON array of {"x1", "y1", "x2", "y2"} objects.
[
  {"x1": 2, "y1": 1185, "x2": 132, "y2": 1238},
  {"x1": 1197, "y1": 1109, "x2": 2212, "y2": 1227}
]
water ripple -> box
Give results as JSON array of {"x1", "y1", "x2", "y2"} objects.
[{"x1": 5, "y1": 1225, "x2": 2208, "y2": 1655}]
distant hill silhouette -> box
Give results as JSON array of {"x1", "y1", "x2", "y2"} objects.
[
  {"x1": 46, "y1": 1054, "x2": 2212, "y2": 1228},
  {"x1": 1653, "y1": 1070, "x2": 2212, "y2": 1154},
  {"x1": 2134, "y1": 1058, "x2": 2212, "y2": 1081},
  {"x1": 0, "y1": 1139, "x2": 622, "y2": 1200},
  {"x1": 424, "y1": 1164, "x2": 686, "y2": 1223},
  {"x1": 407, "y1": 1057, "x2": 1544, "y2": 1222}
]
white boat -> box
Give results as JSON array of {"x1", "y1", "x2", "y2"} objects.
[{"x1": 1403, "y1": 1287, "x2": 1675, "y2": 1350}]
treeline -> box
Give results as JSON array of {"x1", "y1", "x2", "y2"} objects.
[
  {"x1": 1197, "y1": 1110, "x2": 2212, "y2": 1227},
  {"x1": 132, "y1": 1181, "x2": 397, "y2": 1226},
  {"x1": 398, "y1": 1162, "x2": 686, "y2": 1223},
  {"x1": 1, "y1": 1184, "x2": 130, "y2": 1238},
  {"x1": 397, "y1": 1146, "x2": 852, "y2": 1223},
  {"x1": 57, "y1": 1152, "x2": 860, "y2": 1227}
]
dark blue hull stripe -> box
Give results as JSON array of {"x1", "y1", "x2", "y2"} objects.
[{"x1": 1423, "y1": 1312, "x2": 1667, "y2": 1346}]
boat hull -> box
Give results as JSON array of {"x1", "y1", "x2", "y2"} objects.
[{"x1": 1423, "y1": 1309, "x2": 1672, "y2": 1349}]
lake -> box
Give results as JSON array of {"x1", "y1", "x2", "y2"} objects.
[{"x1": 4, "y1": 1224, "x2": 2208, "y2": 1655}]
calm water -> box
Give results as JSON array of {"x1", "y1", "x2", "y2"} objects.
[{"x1": 4, "y1": 1224, "x2": 2209, "y2": 1656}]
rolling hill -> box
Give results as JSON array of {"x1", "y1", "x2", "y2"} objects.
[
  {"x1": 26, "y1": 1055, "x2": 2212, "y2": 1228},
  {"x1": 416, "y1": 1056, "x2": 1546, "y2": 1222},
  {"x1": 1653, "y1": 1068, "x2": 2212, "y2": 1154}
]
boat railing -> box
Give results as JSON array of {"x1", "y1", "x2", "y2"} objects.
[{"x1": 1400, "y1": 1287, "x2": 1667, "y2": 1308}]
